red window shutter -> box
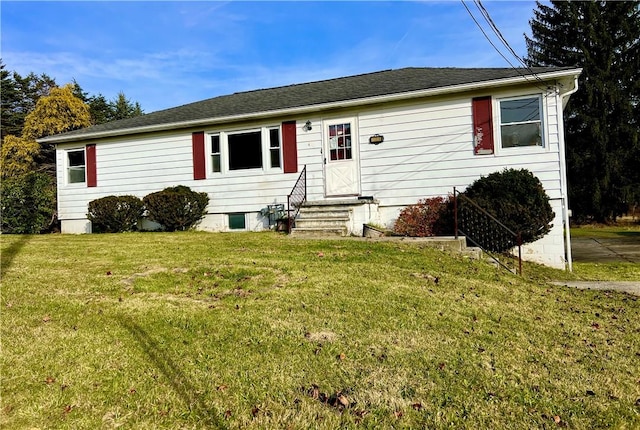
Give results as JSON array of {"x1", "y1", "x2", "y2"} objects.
[
  {"x1": 472, "y1": 96, "x2": 494, "y2": 155},
  {"x1": 192, "y1": 131, "x2": 206, "y2": 180},
  {"x1": 86, "y1": 144, "x2": 97, "y2": 187},
  {"x1": 282, "y1": 121, "x2": 298, "y2": 174}
]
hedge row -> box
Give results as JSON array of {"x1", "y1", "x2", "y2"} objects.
[{"x1": 87, "y1": 186, "x2": 208, "y2": 233}]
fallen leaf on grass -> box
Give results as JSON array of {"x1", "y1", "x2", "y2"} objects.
[
  {"x1": 554, "y1": 415, "x2": 561, "y2": 424},
  {"x1": 412, "y1": 403, "x2": 423, "y2": 411},
  {"x1": 42, "y1": 316, "x2": 51, "y2": 323},
  {"x1": 217, "y1": 384, "x2": 228, "y2": 392},
  {"x1": 337, "y1": 352, "x2": 346, "y2": 361},
  {"x1": 45, "y1": 376, "x2": 56, "y2": 384},
  {"x1": 394, "y1": 409, "x2": 403, "y2": 419},
  {"x1": 317, "y1": 252, "x2": 325, "y2": 258},
  {"x1": 63, "y1": 405, "x2": 72, "y2": 415}
]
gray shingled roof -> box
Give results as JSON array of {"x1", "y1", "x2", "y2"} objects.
[{"x1": 42, "y1": 67, "x2": 575, "y2": 142}]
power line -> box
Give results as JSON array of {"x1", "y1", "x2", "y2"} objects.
[
  {"x1": 473, "y1": 0, "x2": 547, "y2": 86},
  {"x1": 460, "y1": 0, "x2": 548, "y2": 92}
]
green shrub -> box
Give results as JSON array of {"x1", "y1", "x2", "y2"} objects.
[
  {"x1": 461, "y1": 168, "x2": 554, "y2": 248},
  {"x1": 87, "y1": 195, "x2": 144, "y2": 233},
  {"x1": 394, "y1": 196, "x2": 454, "y2": 237},
  {"x1": 1, "y1": 172, "x2": 56, "y2": 234},
  {"x1": 143, "y1": 186, "x2": 209, "y2": 231}
]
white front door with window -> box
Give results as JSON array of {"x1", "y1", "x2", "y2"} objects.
[{"x1": 323, "y1": 118, "x2": 360, "y2": 197}]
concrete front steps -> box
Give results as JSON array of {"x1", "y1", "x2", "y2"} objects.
[{"x1": 289, "y1": 201, "x2": 353, "y2": 237}]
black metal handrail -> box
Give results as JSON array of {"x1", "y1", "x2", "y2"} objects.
[
  {"x1": 454, "y1": 187, "x2": 522, "y2": 275},
  {"x1": 287, "y1": 165, "x2": 307, "y2": 233}
]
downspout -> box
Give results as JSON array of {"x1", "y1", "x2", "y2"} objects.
[{"x1": 557, "y1": 74, "x2": 580, "y2": 271}]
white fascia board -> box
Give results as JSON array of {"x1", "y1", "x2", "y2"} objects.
[{"x1": 40, "y1": 68, "x2": 582, "y2": 145}]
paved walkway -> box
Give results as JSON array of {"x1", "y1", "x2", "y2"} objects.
[{"x1": 551, "y1": 280, "x2": 640, "y2": 296}]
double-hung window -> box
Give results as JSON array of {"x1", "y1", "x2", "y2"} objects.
[
  {"x1": 269, "y1": 127, "x2": 281, "y2": 168},
  {"x1": 211, "y1": 134, "x2": 221, "y2": 173},
  {"x1": 67, "y1": 149, "x2": 86, "y2": 184},
  {"x1": 499, "y1": 96, "x2": 544, "y2": 148}
]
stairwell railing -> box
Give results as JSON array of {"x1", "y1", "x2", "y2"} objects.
[
  {"x1": 287, "y1": 165, "x2": 307, "y2": 233},
  {"x1": 453, "y1": 187, "x2": 522, "y2": 275}
]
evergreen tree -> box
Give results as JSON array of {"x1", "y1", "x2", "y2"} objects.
[
  {"x1": 1, "y1": 62, "x2": 57, "y2": 140},
  {"x1": 111, "y1": 91, "x2": 143, "y2": 120},
  {"x1": 526, "y1": 1, "x2": 640, "y2": 223}
]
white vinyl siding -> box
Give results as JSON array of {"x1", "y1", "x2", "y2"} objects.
[{"x1": 56, "y1": 85, "x2": 566, "y2": 234}]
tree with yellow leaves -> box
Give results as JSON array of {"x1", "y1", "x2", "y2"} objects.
[
  {"x1": 1, "y1": 84, "x2": 91, "y2": 180},
  {"x1": 1, "y1": 84, "x2": 91, "y2": 233}
]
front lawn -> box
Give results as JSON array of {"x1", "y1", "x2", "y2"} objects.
[{"x1": 1, "y1": 232, "x2": 638, "y2": 429}]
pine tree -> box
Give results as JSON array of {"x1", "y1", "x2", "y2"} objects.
[{"x1": 526, "y1": 1, "x2": 640, "y2": 223}]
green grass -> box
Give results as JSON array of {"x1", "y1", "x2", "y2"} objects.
[
  {"x1": 1, "y1": 232, "x2": 639, "y2": 429},
  {"x1": 570, "y1": 223, "x2": 640, "y2": 239}
]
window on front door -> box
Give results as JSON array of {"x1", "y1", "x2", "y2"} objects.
[{"x1": 328, "y1": 123, "x2": 352, "y2": 161}]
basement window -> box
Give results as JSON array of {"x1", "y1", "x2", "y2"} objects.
[
  {"x1": 228, "y1": 213, "x2": 246, "y2": 230},
  {"x1": 228, "y1": 130, "x2": 262, "y2": 170},
  {"x1": 67, "y1": 149, "x2": 86, "y2": 184},
  {"x1": 499, "y1": 96, "x2": 544, "y2": 148}
]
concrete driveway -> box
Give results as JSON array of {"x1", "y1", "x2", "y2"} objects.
[
  {"x1": 557, "y1": 233, "x2": 640, "y2": 296},
  {"x1": 571, "y1": 236, "x2": 640, "y2": 263}
]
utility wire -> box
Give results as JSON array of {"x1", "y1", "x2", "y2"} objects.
[
  {"x1": 461, "y1": 0, "x2": 548, "y2": 92},
  {"x1": 473, "y1": 0, "x2": 547, "y2": 85}
]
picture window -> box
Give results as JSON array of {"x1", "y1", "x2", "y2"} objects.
[{"x1": 228, "y1": 131, "x2": 262, "y2": 170}]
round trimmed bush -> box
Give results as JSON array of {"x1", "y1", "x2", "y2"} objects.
[
  {"x1": 87, "y1": 195, "x2": 144, "y2": 233},
  {"x1": 143, "y1": 186, "x2": 209, "y2": 231},
  {"x1": 461, "y1": 168, "x2": 554, "y2": 248}
]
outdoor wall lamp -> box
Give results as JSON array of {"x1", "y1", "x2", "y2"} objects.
[{"x1": 303, "y1": 120, "x2": 313, "y2": 131}]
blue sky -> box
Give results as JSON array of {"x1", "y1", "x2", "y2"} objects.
[{"x1": 2, "y1": 1, "x2": 540, "y2": 113}]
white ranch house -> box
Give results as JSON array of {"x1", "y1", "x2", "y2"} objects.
[{"x1": 40, "y1": 67, "x2": 582, "y2": 269}]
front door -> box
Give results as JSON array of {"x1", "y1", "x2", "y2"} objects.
[{"x1": 324, "y1": 118, "x2": 360, "y2": 196}]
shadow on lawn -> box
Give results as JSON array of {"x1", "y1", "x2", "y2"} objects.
[
  {"x1": 118, "y1": 316, "x2": 229, "y2": 429},
  {"x1": 0, "y1": 235, "x2": 31, "y2": 277}
]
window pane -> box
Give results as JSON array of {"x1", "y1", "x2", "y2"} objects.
[
  {"x1": 269, "y1": 129, "x2": 280, "y2": 148},
  {"x1": 212, "y1": 154, "x2": 221, "y2": 172},
  {"x1": 501, "y1": 123, "x2": 542, "y2": 147},
  {"x1": 69, "y1": 167, "x2": 85, "y2": 183},
  {"x1": 270, "y1": 149, "x2": 280, "y2": 168},
  {"x1": 68, "y1": 150, "x2": 85, "y2": 167},
  {"x1": 228, "y1": 213, "x2": 246, "y2": 230},
  {"x1": 228, "y1": 131, "x2": 262, "y2": 170},
  {"x1": 211, "y1": 135, "x2": 220, "y2": 153},
  {"x1": 500, "y1": 98, "x2": 540, "y2": 124}
]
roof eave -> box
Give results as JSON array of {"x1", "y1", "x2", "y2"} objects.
[{"x1": 40, "y1": 68, "x2": 582, "y2": 145}]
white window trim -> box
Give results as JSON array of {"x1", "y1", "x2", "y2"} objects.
[
  {"x1": 495, "y1": 93, "x2": 547, "y2": 153},
  {"x1": 207, "y1": 125, "x2": 283, "y2": 175},
  {"x1": 65, "y1": 147, "x2": 86, "y2": 186}
]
